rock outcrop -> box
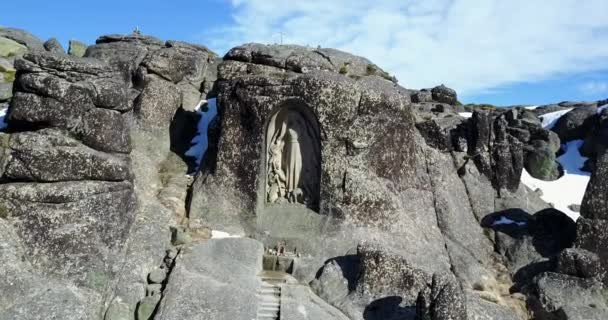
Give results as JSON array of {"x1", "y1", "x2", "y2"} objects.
[
  {"x1": 1, "y1": 27, "x2": 606, "y2": 320},
  {"x1": 0, "y1": 50, "x2": 136, "y2": 319}
]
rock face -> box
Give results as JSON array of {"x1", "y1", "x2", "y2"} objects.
[
  {"x1": 5, "y1": 28, "x2": 604, "y2": 320},
  {"x1": 155, "y1": 238, "x2": 263, "y2": 320},
  {"x1": 552, "y1": 105, "x2": 597, "y2": 142},
  {"x1": 0, "y1": 50, "x2": 136, "y2": 319},
  {"x1": 188, "y1": 42, "x2": 552, "y2": 320}
]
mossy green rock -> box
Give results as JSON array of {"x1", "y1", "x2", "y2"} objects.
[
  {"x1": 68, "y1": 39, "x2": 87, "y2": 57},
  {"x1": 104, "y1": 300, "x2": 131, "y2": 320},
  {"x1": 137, "y1": 296, "x2": 160, "y2": 320},
  {"x1": 525, "y1": 140, "x2": 560, "y2": 181},
  {"x1": 0, "y1": 37, "x2": 27, "y2": 58}
]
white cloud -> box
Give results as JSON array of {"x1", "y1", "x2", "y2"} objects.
[
  {"x1": 205, "y1": 0, "x2": 608, "y2": 96},
  {"x1": 579, "y1": 81, "x2": 608, "y2": 95}
]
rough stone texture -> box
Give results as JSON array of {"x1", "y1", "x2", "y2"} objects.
[
  {"x1": 416, "y1": 273, "x2": 467, "y2": 320},
  {"x1": 133, "y1": 73, "x2": 181, "y2": 130},
  {"x1": 466, "y1": 292, "x2": 522, "y2": 320},
  {"x1": 155, "y1": 238, "x2": 264, "y2": 320},
  {"x1": 142, "y1": 45, "x2": 215, "y2": 83},
  {"x1": 43, "y1": 37, "x2": 65, "y2": 53},
  {"x1": 281, "y1": 284, "x2": 350, "y2": 320},
  {"x1": 0, "y1": 43, "x2": 136, "y2": 320},
  {"x1": 431, "y1": 84, "x2": 458, "y2": 105},
  {"x1": 529, "y1": 272, "x2": 607, "y2": 317},
  {"x1": 551, "y1": 105, "x2": 597, "y2": 142},
  {"x1": 575, "y1": 218, "x2": 608, "y2": 283},
  {"x1": 0, "y1": 36, "x2": 27, "y2": 58},
  {"x1": 557, "y1": 248, "x2": 603, "y2": 279},
  {"x1": 3, "y1": 129, "x2": 131, "y2": 182},
  {"x1": 524, "y1": 140, "x2": 560, "y2": 181},
  {"x1": 69, "y1": 39, "x2": 88, "y2": 57},
  {"x1": 554, "y1": 306, "x2": 608, "y2": 320},
  {"x1": 0, "y1": 27, "x2": 44, "y2": 51},
  {"x1": 10, "y1": 52, "x2": 131, "y2": 153},
  {"x1": 580, "y1": 150, "x2": 608, "y2": 220},
  {"x1": 192, "y1": 48, "x2": 416, "y2": 231},
  {"x1": 224, "y1": 43, "x2": 396, "y2": 82}
]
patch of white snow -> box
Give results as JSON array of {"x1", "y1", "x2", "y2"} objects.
[
  {"x1": 458, "y1": 112, "x2": 472, "y2": 118},
  {"x1": 297, "y1": 305, "x2": 307, "y2": 317},
  {"x1": 492, "y1": 216, "x2": 526, "y2": 227},
  {"x1": 185, "y1": 98, "x2": 218, "y2": 172},
  {"x1": 524, "y1": 105, "x2": 539, "y2": 110},
  {"x1": 520, "y1": 140, "x2": 589, "y2": 221},
  {"x1": 598, "y1": 104, "x2": 608, "y2": 114},
  {"x1": 211, "y1": 230, "x2": 242, "y2": 239},
  {"x1": 0, "y1": 107, "x2": 7, "y2": 131},
  {"x1": 539, "y1": 108, "x2": 573, "y2": 129}
]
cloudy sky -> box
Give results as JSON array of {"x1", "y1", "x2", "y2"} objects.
[{"x1": 4, "y1": 0, "x2": 608, "y2": 105}]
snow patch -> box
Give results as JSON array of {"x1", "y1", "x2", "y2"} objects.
[
  {"x1": 211, "y1": 230, "x2": 242, "y2": 239},
  {"x1": 521, "y1": 140, "x2": 589, "y2": 221},
  {"x1": 185, "y1": 98, "x2": 218, "y2": 172},
  {"x1": 0, "y1": 107, "x2": 7, "y2": 131},
  {"x1": 492, "y1": 216, "x2": 526, "y2": 227},
  {"x1": 539, "y1": 108, "x2": 573, "y2": 129},
  {"x1": 458, "y1": 112, "x2": 472, "y2": 118},
  {"x1": 598, "y1": 104, "x2": 608, "y2": 114},
  {"x1": 524, "y1": 105, "x2": 539, "y2": 110},
  {"x1": 297, "y1": 305, "x2": 307, "y2": 316}
]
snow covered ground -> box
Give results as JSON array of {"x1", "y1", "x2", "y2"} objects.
[
  {"x1": 0, "y1": 107, "x2": 7, "y2": 130},
  {"x1": 538, "y1": 108, "x2": 573, "y2": 129},
  {"x1": 520, "y1": 108, "x2": 591, "y2": 220},
  {"x1": 185, "y1": 98, "x2": 218, "y2": 172},
  {"x1": 211, "y1": 230, "x2": 242, "y2": 239},
  {"x1": 458, "y1": 112, "x2": 472, "y2": 118}
]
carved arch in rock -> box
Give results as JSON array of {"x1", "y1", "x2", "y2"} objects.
[{"x1": 264, "y1": 100, "x2": 321, "y2": 211}]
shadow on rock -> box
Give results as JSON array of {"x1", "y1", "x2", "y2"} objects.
[
  {"x1": 481, "y1": 208, "x2": 575, "y2": 257},
  {"x1": 315, "y1": 254, "x2": 360, "y2": 291},
  {"x1": 363, "y1": 296, "x2": 415, "y2": 320}
]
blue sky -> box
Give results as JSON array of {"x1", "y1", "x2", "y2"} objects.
[{"x1": 3, "y1": 0, "x2": 608, "y2": 106}]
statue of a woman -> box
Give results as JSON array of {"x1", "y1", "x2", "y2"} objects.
[{"x1": 283, "y1": 116, "x2": 303, "y2": 202}]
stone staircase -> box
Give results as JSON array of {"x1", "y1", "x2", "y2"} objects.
[{"x1": 256, "y1": 272, "x2": 288, "y2": 320}]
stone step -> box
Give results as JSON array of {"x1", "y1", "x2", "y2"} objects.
[{"x1": 259, "y1": 305, "x2": 280, "y2": 311}]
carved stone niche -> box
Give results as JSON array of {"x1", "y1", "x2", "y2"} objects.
[{"x1": 264, "y1": 101, "x2": 321, "y2": 211}]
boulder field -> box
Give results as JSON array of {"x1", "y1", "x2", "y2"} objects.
[{"x1": 0, "y1": 27, "x2": 607, "y2": 320}]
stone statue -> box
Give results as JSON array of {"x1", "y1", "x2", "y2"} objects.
[{"x1": 265, "y1": 103, "x2": 321, "y2": 209}]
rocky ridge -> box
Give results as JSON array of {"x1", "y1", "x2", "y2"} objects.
[{"x1": 0, "y1": 27, "x2": 606, "y2": 320}]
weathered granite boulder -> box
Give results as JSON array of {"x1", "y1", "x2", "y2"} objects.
[
  {"x1": 69, "y1": 39, "x2": 87, "y2": 57},
  {"x1": 524, "y1": 139, "x2": 561, "y2": 181},
  {"x1": 580, "y1": 150, "x2": 608, "y2": 220},
  {"x1": 155, "y1": 238, "x2": 264, "y2": 320},
  {"x1": 0, "y1": 46, "x2": 136, "y2": 320},
  {"x1": 281, "y1": 284, "x2": 350, "y2": 320},
  {"x1": 0, "y1": 27, "x2": 44, "y2": 51},
  {"x1": 43, "y1": 37, "x2": 65, "y2": 53},
  {"x1": 431, "y1": 84, "x2": 458, "y2": 105},
  {"x1": 528, "y1": 272, "x2": 607, "y2": 318},
  {"x1": 416, "y1": 273, "x2": 467, "y2": 320},
  {"x1": 552, "y1": 105, "x2": 597, "y2": 142},
  {"x1": 557, "y1": 248, "x2": 603, "y2": 279}
]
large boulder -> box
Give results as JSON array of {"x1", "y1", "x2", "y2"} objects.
[
  {"x1": 551, "y1": 106, "x2": 597, "y2": 142},
  {"x1": 431, "y1": 84, "x2": 458, "y2": 105},
  {"x1": 524, "y1": 139, "x2": 561, "y2": 181},
  {"x1": 580, "y1": 150, "x2": 608, "y2": 220},
  {"x1": 0, "y1": 27, "x2": 44, "y2": 51},
  {"x1": 155, "y1": 238, "x2": 264, "y2": 320},
  {"x1": 43, "y1": 37, "x2": 65, "y2": 53},
  {"x1": 528, "y1": 272, "x2": 607, "y2": 318}
]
